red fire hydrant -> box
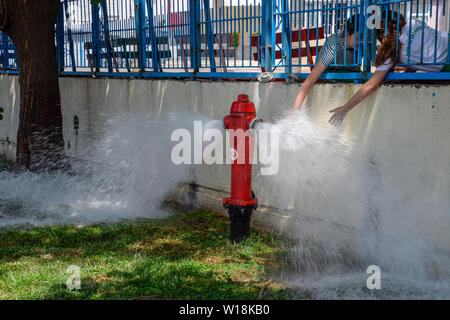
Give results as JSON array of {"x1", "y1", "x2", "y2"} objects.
[{"x1": 223, "y1": 94, "x2": 259, "y2": 243}]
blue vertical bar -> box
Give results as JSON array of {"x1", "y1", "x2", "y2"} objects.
[
  {"x1": 146, "y1": 0, "x2": 161, "y2": 72},
  {"x1": 395, "y1": 6, "x2": 400, "y2": 64},
  {"x1": 420, "y1": 0, "x2": 426, "y2": 63},
  {"x1": 135, "y1": 0, "x2": 147, "y2": 73},
  {"x1": 270, "y1": 0, "x2": 276, "y2": 71},
  {"x1": 357, "y1": 1, "x2": 365, "y2": 66},
  {"x1": 92, "y1": 2, "x2": 101, "y2": 73},
  {"x1": 281, "y1": 0, "x2": 292, "y2": 75},
  {"x1": 12, "y1": 43, "x2": 18, "y2": 69},
  {"x1": 190, "y1": 0, "x2": 201, "y2": 74},
  {"x1": 262, "y1": 0, "x2": 273, "y2": 72},
  {"x1": 203, "y1": 0, "x2": 216, "y2": 72},
  {"x1": 63, "y1": 0, "x2": 76, "y2": 72},
  {"x1": 1, "y1": 33, "x2": 9, "y2": 69},
  {"x1": 362, "y1": 0, "x2": 371, "y2": 76},
  {"x1": 433, "y1": 0, "x2": 439, "y2": 63},
  {"x1": 56, "y1": 2, "x2": 65, "y2": 72},
  {"x1": 100, "y1": 0, "x2": 114, "y2": 73}
]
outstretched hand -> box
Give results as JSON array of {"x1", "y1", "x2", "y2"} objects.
[
  {"x1": 328, "y1": 106, "x2": 349, "y2": 126},
  {"x1": 288, "y1": 106, "x2": 301, "y2": 121}
]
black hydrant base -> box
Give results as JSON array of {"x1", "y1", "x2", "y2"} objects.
[{"x1": 227, "y1": 204, "x2": 254, "y2": 244}]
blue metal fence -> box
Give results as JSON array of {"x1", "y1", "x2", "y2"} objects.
[{"x1": 0, "y1": 0, "x2": 449, "y2": 80}]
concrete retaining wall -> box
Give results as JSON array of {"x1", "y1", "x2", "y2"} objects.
[{"x1": 1, "y1": 75, "x2": 450, "y2": 251}]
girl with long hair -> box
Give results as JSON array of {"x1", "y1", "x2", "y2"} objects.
[{"x1": 327, "y1": 10, "x2": 449, "y2": 125}]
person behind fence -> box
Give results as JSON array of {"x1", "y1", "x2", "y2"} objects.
[
  {"x1": 291, "y1": 14, "x2": 361, "y2": 111},
  {"x1": 327, "y1": 10, "x2": 450, "y2": 125}
]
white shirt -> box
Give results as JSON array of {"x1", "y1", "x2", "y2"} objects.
[{"x1": 376, "y1": 19, "x2": 449, "y2": 72}]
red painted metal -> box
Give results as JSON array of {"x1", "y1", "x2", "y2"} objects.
[
  {"x1": 223, "y1": 94, "x2": 258, "y2": 208},
  {"x1": 251, "y1": 26, "x2": 325, "y2": 71}
]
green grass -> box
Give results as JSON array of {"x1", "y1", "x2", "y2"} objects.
[{"x1": 0, "y1": 207, "x2": 292, "y2": 300}]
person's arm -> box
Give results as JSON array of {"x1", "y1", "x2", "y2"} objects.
[
  {"x1": 328, "y1": 69, "x2": 389, "y2": 125},
  {"x1": 292, "y1": 61, "x2": 327, "y2": 110},
  {"x1": 393, "y1": 65, "x2": 417, "y2": 72}
]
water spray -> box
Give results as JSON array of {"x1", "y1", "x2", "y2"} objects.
[{"x1": 223, "y1": 94, "x2": 260, "y2": 243}]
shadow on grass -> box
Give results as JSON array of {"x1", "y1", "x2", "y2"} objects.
[
  {"x1": 1, "y1": 211, "x2": 230, "y2": 262},
  {"x1": 42, "y1": 258, "x2": 265, "y2": 300},
  {"x1": 0, "y1": 209, "x2": 290, "y2": 299}
]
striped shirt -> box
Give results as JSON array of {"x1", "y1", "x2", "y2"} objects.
[{"x1": 316, "y1": 32, "x2": 356, "y2": 68}]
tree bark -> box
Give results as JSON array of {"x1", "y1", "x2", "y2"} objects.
[{"x1": 1, "y1": 0, "x2": 69, "y2": 172}]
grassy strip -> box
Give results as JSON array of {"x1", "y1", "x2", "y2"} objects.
[{"x1": 0, "y1": 208, "x2": 291, "y2": 300}]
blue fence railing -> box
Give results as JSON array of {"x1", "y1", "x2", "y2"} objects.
[{"x1": 0, "y1": 0, "x2": 449, "y2": 81}]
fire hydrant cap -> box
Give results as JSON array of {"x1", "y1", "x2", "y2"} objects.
[
  {"x1": 238, "y1": 94, "x2": 249, "y2": 102},
  {"x1": 230, "y1": 94, "x2": 256, "y2": 114}
]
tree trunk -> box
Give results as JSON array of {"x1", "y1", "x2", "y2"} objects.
[{"x1": 1, "y1": 0, "x2": 69, "y2": 172}]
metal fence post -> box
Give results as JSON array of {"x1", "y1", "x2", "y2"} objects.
[
  {"x1": 189, "y1": 0, "x2": 201, "y2": 75},
  {"x1": 362, "y1": 0, "x2": 372, "y2": 78},
  {"x1": 100, "y1": 0, "x2": 114, "y2": 73},
  {"x1": 63, "y1": 0, "x2": 76, "y2": 72},
  {"x1": 146, "y1": 0, "x2": 161, "y2": 72},
  {"x1": 356, "y1": 0, "x2": 366, "y2": 83},
  {"x1": 1, "y1": 33, "x2": 9, "y2": 69},
  {"x1": 56, "y1": 2, "x2": 65, "y2": 72},
  {"x1": 12, "y1": 42, "x2": 17, "y2": 70},
  {"x1": 262, "y1": 0, "x2": 273, "y2": 72},
  {"x1": 135, "y1": 0, "x2": 147, "y2": 74},
  {"x1": 203, "y1": 0, "x2": 216, "y2": 73},
  {"x1": 91, "y1": 2, "x2": 101, "y2": 73},
  {"x1": 280, "y1": 0, "x2": 292, "y2": 75}
]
